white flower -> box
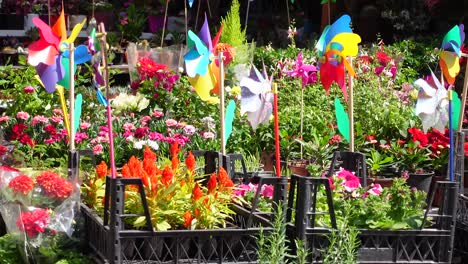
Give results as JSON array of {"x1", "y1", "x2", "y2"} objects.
[
  {"x1": 146, "y1": 140, "x2": 159, "y2": 150},
  {"x1": 133, "y1": 140, "x2": 145, "y2": 150}
]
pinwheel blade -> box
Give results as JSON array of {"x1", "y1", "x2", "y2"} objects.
[
  {"x1": 224, "y1": 100, "x2": 236, "y2": 146},
  {"x1": 74, "y1": 94, "x2": 83, "y2": 135},
  {"x1": 36, "y1": 55, "x2": 64, "y2": 93},
  {"x1": 334, "y1": 98, "x2": 350, "y2": 142}
]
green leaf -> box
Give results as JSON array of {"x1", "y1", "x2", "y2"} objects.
[{"x1": 156, "y1": 221, "x2": 171, "y2": 231}]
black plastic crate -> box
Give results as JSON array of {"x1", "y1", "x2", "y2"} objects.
[{"x1": 286, "y1": 174, "x2": 459, "y2": 263}]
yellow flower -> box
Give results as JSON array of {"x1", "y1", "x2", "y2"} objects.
[
  {"x1": 206, "y1": 97, "x2": 220, "y2": 105},
  {"x1": 230, "y1": 86, "x2": 241, "y2": 97}
]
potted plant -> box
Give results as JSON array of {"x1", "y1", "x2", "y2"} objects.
[
  {"x1": 365, "y1": 148, "x2": 397, "y2": 187},
  {"x1": 20, "y1": 0, "x2": 47, "y2": 30},
  {"x1": 65, "y1": 0, "x2": 88, "y2": 29}
]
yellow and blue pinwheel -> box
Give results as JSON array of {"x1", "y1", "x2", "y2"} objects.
[
  {"x1": 316, "y1": 14, "x2": 361, "y2": 100},
  {"x1": 439, "y1": 24, "x2": 465, "y2": 85}
]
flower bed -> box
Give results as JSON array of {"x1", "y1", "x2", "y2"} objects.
[{"x1": 286, "y1": 174, "x2": 459, "y2": 263}]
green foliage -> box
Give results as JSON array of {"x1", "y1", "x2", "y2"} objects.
[
  {"x1": 220, "y1": 0, "x2": 246, "y2": 48},
  {"x1": 294, "y1": 239, "x2": 310, "y2": 264},
  {"x1": 257, "y1": 203, "x2": 291, "y2": 264},
  {"x1": 118, "y1": 3, "x2": 147, "y2": 42},
  {"x1": 323, "y1": 203, "x2": 360, "y2": 264},
  {"x1": 366, "y1": 148, "x2": 394, "y2": 177},
  {"x1": 0, "y1": 234, "x2": 21, "y2": 264}
]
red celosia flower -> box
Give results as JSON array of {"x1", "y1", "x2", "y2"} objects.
[
  {"x1": 185, "y1": 151, "x2": 196, "y2": 173},
  {"x1": 183, "y1": 211, "x2": 194, "y2": 228},
  {"x1": 161, "y1": 166, "x2": 174, "y2": 186},
  {"x1": 36, "y1": 171, "x2": 73, "y2": 199},
  {"x1": 8, "y1": 174, "x2": 34, "y2": 195},
  {"x1": 143, "y1": 146, "x2": 157, "y2": 163},
  {"x1": 207, "y1": 173, "x2": 217, "y2": 193},
  {"x1": 171, "y1": 156, "x2": 179, "y2": 170},
  {"x1": 408, "y1": 127, "x2": 429, "y2": 147},
  {"x1": 170, "y1": 141, "x2": 180, "y2": 158},
  {"x1": 16, "y1": 209, "x2": 49, "y2": 237},
  {"x1": 192, "y1": 183, "x2": 203, "y2": 201},
  {"x1": 218, "y1": 167, "x2": 234, "y2": 189},
  {"x1": 95, "y1": 161, "x2": 108, "y2": 179}
]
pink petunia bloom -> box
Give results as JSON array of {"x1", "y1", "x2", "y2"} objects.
[
  {"x1": 233, "y1": 184, "x2": 252, "y2": 196},
  {"x1": 16, "y1": 111, "x2": 30, "y2": 120},
  {"x1": 165, "y1": 119, "x2": 178, "y2": 127},
  {"x1": 93, "y1": 144, "x2": 104, "y2": 155},
  {"x1": 31, "y1": 115, "x2": 48, "y2": 126},
  {"x1": 261, "y1": 184, "x2": 274, "y2": 198},
  {"x1": 368, "y1": 183, "x2": 383, "y2": 196},
  {"x1": 336, "y1": 168, "x2": 361, "y2": 192}
]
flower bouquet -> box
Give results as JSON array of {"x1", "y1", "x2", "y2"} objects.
[{"x1": 0, "y1": 166, "x2": 80, "y2": 263}]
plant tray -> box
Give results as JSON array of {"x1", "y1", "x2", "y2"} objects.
[{"x1": 82, "y1": 203, "x2": 269, "y2": 264}]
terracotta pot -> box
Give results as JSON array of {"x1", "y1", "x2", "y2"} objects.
[
  {"x1": 288, "y1": 159, "x2": 310, "y2": 176},
  {"x1": 367, "y1": 177, "x2": 394, "y2": 188}
]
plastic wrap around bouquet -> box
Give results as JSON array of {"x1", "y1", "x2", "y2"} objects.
[{"x1": 0, "y1": 166, "x2": 80, "y2": 263}]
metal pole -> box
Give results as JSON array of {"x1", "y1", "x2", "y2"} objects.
[{"x1": 219, "y1": 52, "x2": 225, "y2": 155}]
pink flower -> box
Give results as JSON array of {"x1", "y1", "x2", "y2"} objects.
[
  {"x1": 261, "y1": 184, "x2": 274, "y2": 198},
  {"x1": 203, "y1": 131, "x2": 215, "y2": 139},
  {"x1": 123, "y1": 122, "x2": 135, "y2": 131},
  {"x1": 336, "y1": 168, "x2": 361, "y2": 192},
  {"x1": 23, "y1": 86, "x2": 35, "y2": 93},
  {"x1": 140, "y1": 116, "x2": 151, "y2": 124},
  {"x1": 75, "y1": 132, "x2": 89, "y2": 143},
  {"x1": 183, "y1": 125, "x2": 196, "y2": 135},
  {"x1": 16, "y1": 111, "x2": 30, "y2": 120},
  {"x1": 52, "y1": 109, "x2": 63, "y2": 115},
  {"x1": 176, "y1": 122, "x2": 186, "y2": 129},
  {"x1": 152, "y1": 110, "x2": 164, "y2": 118},
  {"x1": 234, "y1": 184, "x2": 251, "y2": 196},
  {"x1": 80, "y1": 122, "x2": 91, "y2": 130},
  {"x1": 50, "y1": 116, "x2": 63, "y2": 124},
  {"x1": 93, "y1": 144, "x2": 104, "y2": 155},
  {"x1": 31, "y1": 115, "x2": 48, "y2": 126},
  {"x1": 0, "y1": 116, "x2": 10, "y2": 122},
  {"x1": 165, "y1": 119, "x2": 178, "y2": 127},
  {"x1": 149, "y1": 132, "x2": 164, "y2": 141},
  {"x1": 44, "y1": 138, "x2": 57, "y2": 144},
  {"x1": 367, "y1": 184, "x2": 383, "y2": 196}
]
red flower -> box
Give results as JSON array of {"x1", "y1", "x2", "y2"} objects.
[
  {"x1": 161, "y1": 166, "x2": 174, "y2": 186},
  {"x1": 408, "y1": 127, "x2": 428, "y2": 147},
  {"x1": 185, "y1": 151, "x2": 196, "y2": 173},
  {"x1": 328, "y1": 134, "x2": 342, "y2": 145},
  {"x1": 376, "y1": 51, "x2": 391, "y2": 66},
  {"x1": 16, "y1": 209, "x2": 49, "y2": 237},
  {"x1": 366, "y1": 134, "x2": 377, "y2": 144},
  {"x1": 207, "y1": 173, "x2": 217, "y2": 193},
  {"x1": 143, "y1": 146, "x2": 157, "y2": 163},
  {"x1": 172, "y1": 156, "x2": 179, "y2": 170},
  {"x1": 192, "y1": 183, "x2": 203, "y2": 201},
  {"x1": 183, "y1": 211, "x2": 194, "y2": 228},
  {"x1": 95, "y1": 161, "x2": 108, "y2": 179},
  {"x1": 137, "y1": 57, "x2": 167, "y2": 79},
  {"x1": 36, "y1": 171, "x2": 73, "y2": 199},
  {"x1": 0, "y1": 145, "x2": 7, "y2": 156},
  {"x1": 8, "y1": 174, "x2": 34, "y2": 195},
  {"x1": 170, "y1": 141, "x2": 180, "y2": 158},
  {"x1": 218, "y1": 167, "x2": 234, "y2": 189},
  {"x1": 134, "y1": 127, "x2": 149, "y2": 139}
]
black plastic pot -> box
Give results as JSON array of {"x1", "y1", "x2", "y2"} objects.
[{"x1": 407, "y1": 171, "x2": 434, "y2": 193}]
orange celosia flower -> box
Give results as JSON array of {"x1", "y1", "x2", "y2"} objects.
[
  {"x1": 95, "y1": 161, "x2": 108, "y2": 179},
  {"x1": 207, "y1": 173, "x2": 217, "y2": 193},
  {"x1": 171, "y1": 156, "x2": 179, "y2": 170},
  {"x1": 214, "y1": 43, "x2": 236, "y2": 65},
  {"x1": 143, "y1": 146, "x2": 157, "y2": 163},
  {"x1": 218, "y1": 167, "x2": 234, "y2": 188},
  {"x1": 169, "y1": 141, "x2": 180, "y2": 158},
  {"x1": 183, "y1": 211, "x2": 194, "y2": 228},
  {"x1": 161, "y1": 166, "x2": 174, "y2": 186},
  {"x1": 185, "y1": 151, "x2": 196, "y2": 173},
  {"x1": 192, "y1": 183, "x2": 203, "y2": 201}
]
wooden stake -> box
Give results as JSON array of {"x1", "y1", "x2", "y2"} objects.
[{"x1": 160, "y1": 0, "x2": 169, "y2": 47}]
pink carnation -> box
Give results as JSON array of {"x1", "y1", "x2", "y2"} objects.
[
  {"x1": 93, "y1": 144, "x2": 104, "y2": 155},
  {"x1": 203, "y1": 131, "x2": 215, "y2": 139},
  {"x1": 165, "y1": 119, "x2": 178, "y2": 127},
  {"x1": 80, "y1": 122, "x2": 91, "y2": 130},
  {"x1": 52, "y1": 109, "x2": 63, "y2": 115},
  {"x1": 152, "y1": 110, "x2": 164, "y2": 118},
  {"x1": 0, "y1": 116, "x2": 9, "y2": 122},
  {"x1": 183, "y1": 125, "x2": 196, "y2": 135},
  {"x1": 32, "y1": 115, "x2": 48, "y2": 126},
  {"x1": 16, "y1": 111, "x2": 30, "y2": 120}
]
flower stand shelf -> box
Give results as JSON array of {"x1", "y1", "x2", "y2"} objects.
[
  {"x1": 82, "y1": 176, "x2": 272, "y2": 263},
  {"x1": 286, "y1": 174, "x2": 459, "y2": 263}
]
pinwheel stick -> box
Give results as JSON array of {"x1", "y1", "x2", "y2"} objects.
[
  {"x1": 458, "y1": 52, "x2": 468, "y2": 131},
  {"x1": 160, "y1": 0, "x2": 170, "y2": 47},
  {"x1": 449, "y1": 89, "x2": 454, "y2": 181},
  {"x1": 69, "y1": 43, "x2": 75, "y2": 151},
  {"x1": 300, "y1": 85, "x2": 304, "y2": 159},
  {"x1": 219, "y1": 52, "x2": 226, "y2": 155},
  {"x1": 184, "y1": 0, "x2": 188, "y2": 46},
  {"x1": 273, "y1": 83, "x2": 281, "y2": 177},
  {"x1": 348, "y1": 57, "x2": 355, "y2": 152},
  {"x1": 98, "y1": 23, "x2": 117, "y2": 179}
]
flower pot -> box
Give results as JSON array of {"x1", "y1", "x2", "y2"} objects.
[
  {"x1": 367, "y1": 177, "x2": 394, "y2": 188},
  {"x1": 407, "y1": 171, "x2": 434, "y2": 193},
  {"x1": 288, "y1": 159, "x2": 310, "y2": 176}
]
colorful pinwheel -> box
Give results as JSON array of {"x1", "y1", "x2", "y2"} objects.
[
  {"x1": 88, "y1": 22, "x2": 108, "y2": 107},
  {"x1": 240, "y1": 65, "x2": 273, "y2": 130},
  {"x1": 28, "y1": 8, "x2": 91, "y2": 93},
  {"x1": 439, "y1": 24, "x2": 465, "y2": 85},
  {"x1": 184, "y1": 14, "x2": 224, "y2": 101},
  {"x1": 283, "y1": 52, "x2": 317, "y2": 87},
  {"x1": 414, "y1": 70, "x2": 449, "y2": 132},
  {"x1": 316, "y1": 14, "x2": 361, "y2": 100}
]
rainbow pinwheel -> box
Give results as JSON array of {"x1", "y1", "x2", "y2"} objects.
[
  {"x1": 414, "y1": 70, "x2": 449, "y2": 132},
  {"x1": 240, "y1": 65, "x2": 273, "y2": 130},
  {"x1": 87, "y1": 23, "x2": 108, "y2": 107},
  {"x1": 316, "y1": 14, "x2": 361, "y2": 100},
  {"x1": 284, "y1": 52, "x2": 317, "y2": 87},
  {"x1": 28, "y1": 9, "x2": 91, "y2": 93},
  {"x1": 184, "y1": 14, "x2": 223, "y2": 101},
  {"x1": 439, "y1": 24, "x2": 465, "y2": 85}
]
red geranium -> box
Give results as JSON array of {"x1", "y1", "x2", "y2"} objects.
[
  {"x1": 8, "y1": 174, "x2": 34, "y2": 195},
  {"x1": 16, "y1": 209, "x2": 50, "y2": 237}
]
